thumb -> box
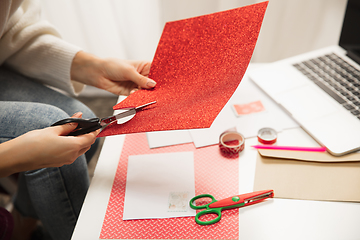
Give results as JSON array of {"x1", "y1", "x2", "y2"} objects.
[
  {"x1": 55, "y1": 121, "x2": 78, "y2": 136},
  {"x1": 71, "y1": 112, "x2": 83, "y2": 118},
  {"x1": 129, "y1": 71, "x2": 156, "y2": 89}
]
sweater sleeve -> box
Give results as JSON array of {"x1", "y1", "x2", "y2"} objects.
[{"x1": 0, "y1": 0, "x2": 84, "y2": 95}]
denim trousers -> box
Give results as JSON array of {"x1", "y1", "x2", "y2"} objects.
[{"x1": 0, "y1": 67, "x2": 99, "y2": 240}]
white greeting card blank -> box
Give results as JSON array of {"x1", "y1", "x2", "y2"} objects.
[{"x1": 123, "y1": 151, "x2": 196, "y2": 220}]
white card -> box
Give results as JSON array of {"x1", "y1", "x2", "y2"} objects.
[{"x1": 123, "y1": 151, "x2": 196, "y2": 220}]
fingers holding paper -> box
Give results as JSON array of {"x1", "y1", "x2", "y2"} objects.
[
  {"x1": 71, "y1": 51, "x2": 156, "y2": 96},
  {"x1": 99, "y1": 58, "x2": 156, "y2": 95}
]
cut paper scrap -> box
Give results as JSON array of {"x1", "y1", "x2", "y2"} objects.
[
  {"x1": 232, "y1": 100, "x2": 266, "y2": 116},
  {"x1": 100, "y1": 133, "x2": 239, "y2": 239},
  {"x1": 98, "y1": 1, "x2": 268, "y2": 137}
]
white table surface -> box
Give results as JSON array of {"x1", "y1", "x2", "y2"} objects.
[{"x1": 71, "y1": 67, "x2": 360, "y2": 240}]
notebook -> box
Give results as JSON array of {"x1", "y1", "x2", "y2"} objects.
[{"x1": 249, "y1": 0, "x2": 360, "y2": 156}]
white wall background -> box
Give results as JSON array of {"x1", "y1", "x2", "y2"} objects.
[{"x1": 40, "y1": 0, "x2": 348, "y2": 94}]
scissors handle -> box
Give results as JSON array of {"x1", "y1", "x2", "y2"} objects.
[
  {"x1": 190, "y1": 194, "x2": 222, "y2": 225},
  {"x1": 189, "y1": 194, "x2": 216, "y2": 209},
  {"x1": 195, "y1": 208, "x2": 222, "y2": 225},
  {"x1": 51, "y1": 118, "x2": 101, "y2": 136}
]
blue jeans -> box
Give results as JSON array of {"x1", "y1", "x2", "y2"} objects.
[{"x1": 0, "y1": 67, "x2": 99, "y2": 240}]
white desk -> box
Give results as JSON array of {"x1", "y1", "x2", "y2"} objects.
[{"x1": 71, "y1": 67, "x2": 360, "y2": 240}]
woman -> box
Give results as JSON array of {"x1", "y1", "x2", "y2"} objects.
[{"x1": 0, "y1": 0, "x2": 156, "y2": 239}]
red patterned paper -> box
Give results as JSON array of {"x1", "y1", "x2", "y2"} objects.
[
  {"x1": 98, "y1": 2, "x2": 268, "y2": 137},
  {"x1": 100, "y1": 133, "x2": 239, "y2": 239}
]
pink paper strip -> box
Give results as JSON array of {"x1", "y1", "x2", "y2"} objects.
[{"x1": 252, "y1": 145, "x2": 327, "y2": 152}]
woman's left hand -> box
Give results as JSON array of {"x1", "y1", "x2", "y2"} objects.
[{"x1": 71, "y1": 51, "x2": 156, "y2": 95}]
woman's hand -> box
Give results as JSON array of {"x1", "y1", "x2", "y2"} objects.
[
  {"x1": 70, "y1": 51, "x2": 156, "y2": 95},
  {"x1": 0, "y1": 113, "x2": 99, "y2": 177}
]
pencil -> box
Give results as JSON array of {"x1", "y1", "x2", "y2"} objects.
[{"x1": 251, "y1": 145, "x2": 327, "y2": 152}]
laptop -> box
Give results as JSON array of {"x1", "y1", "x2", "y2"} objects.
[{"x1": 248, "y1": 0, "x2": 360, "y2": 156}]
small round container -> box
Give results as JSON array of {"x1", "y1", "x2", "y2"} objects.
[
  {"x1": 219, "y1": 131, "x2": 245, "y2": 155},
  {"x1": 257, "y1": 128, "x2": 277, "y2": 144}
]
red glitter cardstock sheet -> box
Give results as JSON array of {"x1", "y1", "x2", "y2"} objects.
[
  {"x1": 98, "y1": 1, "x2": 268, "y2": 137},
  {"x1": 100, "y1": 133, "x2": 239, "y2": 239}
]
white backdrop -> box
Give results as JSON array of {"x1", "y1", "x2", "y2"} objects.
[{"x1": 39, "y1": 0, "x2": 347, "y2": 93}]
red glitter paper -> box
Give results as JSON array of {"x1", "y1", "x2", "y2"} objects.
[{"x1": 99, "y1": 1, "x2": 268, "y2": 137}]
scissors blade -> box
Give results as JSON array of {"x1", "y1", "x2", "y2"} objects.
[
  {"x1": 134, "y1": 101, "x2": 157, "y2": 110},
  {"x1": 208, "y1": 190, "x2": 273, "y2": 209},
  {"x1": 100, "y1": 101, "x2": 156, "y2": 126},
  {"x1": 243, "y1": 190, "x2": 274, "y2": 205}
]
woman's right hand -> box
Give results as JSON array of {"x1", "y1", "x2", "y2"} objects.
[{"x1": 0, "y1": 112, "x2": 99, "y2": 177}]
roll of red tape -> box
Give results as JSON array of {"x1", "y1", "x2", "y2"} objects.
[
  {"x1": 257, "y1": 128, "x2": 277, "y2": 144},
  {"x1": 219, "y1": 131, "x2": 245, "y2": 156}
]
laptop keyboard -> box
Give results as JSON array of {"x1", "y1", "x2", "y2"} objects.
[{"x1": 293, "y1": 53, "x2": 360, "y2": 120}]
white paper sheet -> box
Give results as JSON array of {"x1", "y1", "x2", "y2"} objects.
[
  {"x1": 189, "y1": 69, "x2": 298, "y2": 148},
  {"x1": 123, "y1": 151, "x2": 196, "y2": 220},
  {"x1": 146, "y1": 130, "x2": 193, "y2": 148}
]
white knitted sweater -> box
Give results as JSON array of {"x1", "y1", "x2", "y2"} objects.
[{"x1": 0, "y1": 0, "x2": 83, "y2": 95}]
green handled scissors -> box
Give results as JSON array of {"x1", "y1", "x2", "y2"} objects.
[{"x1": 189, "y1": 190, "x2": 273, "y2": 225}]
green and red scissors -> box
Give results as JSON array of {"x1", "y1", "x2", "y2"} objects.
[{"x1": 189, "y1": 189, "x2": 274, "y2": 225}]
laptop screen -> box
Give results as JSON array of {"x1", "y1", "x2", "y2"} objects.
[{"x1": 339, "y1": 0, "x2": 360, "y2": 64}]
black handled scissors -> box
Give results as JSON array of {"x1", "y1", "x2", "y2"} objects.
[{"x1": 51, "y1": 101, "x2": 156, "y2": 136}]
